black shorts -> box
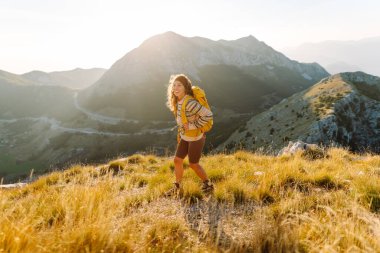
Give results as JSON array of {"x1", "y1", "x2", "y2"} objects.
[{"x1": 175, "y1": 136, "x2": 206, "y2": 164}]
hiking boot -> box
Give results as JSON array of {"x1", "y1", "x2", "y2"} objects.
[
  {"x1": 201, "y1": 180, "x2": 214, "y2": 194},
  {"x1": 164, "y1": 182, "x2": 183, "y2": 197}
]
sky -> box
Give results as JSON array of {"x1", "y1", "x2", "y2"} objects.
[{"x1": 1, "y1": 0, "x2": 380, "y2": 74}]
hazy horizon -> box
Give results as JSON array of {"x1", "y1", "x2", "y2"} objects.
[{"x1": 1, "y1": 0, "x2": 380, "y2": 74}]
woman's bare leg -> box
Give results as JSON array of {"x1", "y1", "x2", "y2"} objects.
[
  {"x1": 189, "y1": 163, "x2": 208, "y2": 181},
  {"x1": 174, "y1": 156, "x2": 184, "y2": 183}
]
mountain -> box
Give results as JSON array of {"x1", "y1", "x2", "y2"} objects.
[
  {"x1": 22, "y1": 68, "x2": 107, "y2": 90},
  {"x1": 78, "y1": 31, "x2": 329, "y2": 121},
  {"x1": 0, "y1": 32, "x2": 330, "y2": 183},
  {"x1": 217, "y1": 71, "x2": 380, "y2": 153},
  {"x1": 284, "y1": 37, "x2": 380, "y2": 76}
]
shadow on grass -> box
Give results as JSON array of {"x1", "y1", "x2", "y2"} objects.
[{"x1": 182, "y1": 198, "x2": 254, "y2": 252}]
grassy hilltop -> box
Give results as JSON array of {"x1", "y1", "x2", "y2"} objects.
[{"x1": 1, "y1": 148, "x2": 380, "y2": 252}]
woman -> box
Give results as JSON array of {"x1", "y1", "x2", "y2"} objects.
[{"x1": 166, "y1": 74, "x2": 214, "y2": 196}]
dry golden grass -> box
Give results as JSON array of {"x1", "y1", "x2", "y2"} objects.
[{"x1": 1, "y1": 148, "x2": 380, "y2": 252}]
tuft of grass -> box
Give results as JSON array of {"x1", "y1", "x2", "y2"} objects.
[
  {"x1": 206, "y1": 167, "x2": 227, "y2": 182},
  {"x1": 234, "y1": 150, "x2": 254, "y2": 162},
  {"x1": 366, "y1": 189, "x2": 380, "y2": 213},
  {"x1": 127, "y1": 154, "x2": 146, "y2": 164},
  {"x1": 355, "y1": 180, "x2": 380, "y2": 213},
  {"x1": 215, "y1": 177, "x2": 256, "y2": 204},
  {"x1": 301, "y1": 146, "x2": 327, "y2": 160},
  {"x1": 146, "y1": 155, "x2": 160, "y2": 164},
  {"x1": 281, "y1": 176, "x2": 311, "y2": 193},
  {"x1": 145, "y1": 219, "x2": 188, "y2": 252},
  {"x1": 129, "y1": 174, "x2": 149, "y2": 188},
  {"x1": 182, "y1": 181, "x2": 203, "y2": 204},
  {"x1": 258, "y1": 191, "x2": 276, "y2": 205},
  {"x1": 107, "y1": 160, "x2": 126, "y2": 173},
  {"x1": 311, "y1": 174, "x2": 340, "y2": 190}
]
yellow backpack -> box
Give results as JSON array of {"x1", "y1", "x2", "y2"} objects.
[{"x1": 174, "y1": 86, "x2": 213, "y2": 140}]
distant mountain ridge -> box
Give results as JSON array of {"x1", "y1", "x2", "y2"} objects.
[
  {"x1": 22, "y1": 68, "x2": 107, "y2": 89},
  {"x1": 0, "y1": 69, "x2": 38, "y2": 86},
  {"x1": 284, "y1": 36, "x2": 380, "y2": 76},
  {"x1": 0, "y1": 67, "x2": 108, "y2": 118}
]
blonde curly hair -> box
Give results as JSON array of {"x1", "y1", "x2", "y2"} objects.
[{"x1": 166, "y1": 74, "x2": 194, "y2": 113}]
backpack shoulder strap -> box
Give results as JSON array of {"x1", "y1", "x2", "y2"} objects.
[{"x1": 180, "y1": 95, "x2": 192, "y2": 124}]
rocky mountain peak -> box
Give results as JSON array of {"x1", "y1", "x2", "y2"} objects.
[
  {"x1": 233, "y1": 34, "x2": 260, "y2": 44},
  {"x1": 219, "y1": 34, "x2": 266, "y2": 53},
  {"x1": 139, "y1": 31, "x2": 191, "y2": 51}
]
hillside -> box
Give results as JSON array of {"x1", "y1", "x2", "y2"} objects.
[
  {"x1": 1, "y1": 149, "x2": 379, "y2": 252},
  {"x1": 218, "y1": 71, "x2": 380, "y2": 153}
]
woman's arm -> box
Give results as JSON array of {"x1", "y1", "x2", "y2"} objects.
[{"x1": 186, "y1": 99, "x2": 213, "y2": 130}]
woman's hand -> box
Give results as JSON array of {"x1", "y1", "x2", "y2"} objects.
[{"x1": 183, "y1": 123, "x2": 189, "y2": 131}]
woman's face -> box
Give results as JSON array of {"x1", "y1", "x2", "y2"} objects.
[{"x1": 172, "y1": 80, "x2": 186, "y2": 99}]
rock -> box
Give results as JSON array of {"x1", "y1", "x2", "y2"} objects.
[
  {"x1": 278, "y1": 140, "x2": 320, "y2": 156},
  {"x1": 0, "y1": 183, "x2": 27, "y2": 189}
]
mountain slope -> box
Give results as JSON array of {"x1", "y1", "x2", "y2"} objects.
[{"x1": 218, "y1": 71, "x2": 380, "y2": 153}]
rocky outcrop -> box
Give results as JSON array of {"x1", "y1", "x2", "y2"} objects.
[
  {"x1": 218, "y1": 71, "x2": 380, "y2": 153},
  {"x1": 307, "y1": 73, "x2": 380, "y2": 151},
  {"x1": 278, "y1": 140, "x2": 319, "y2": 155}
]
